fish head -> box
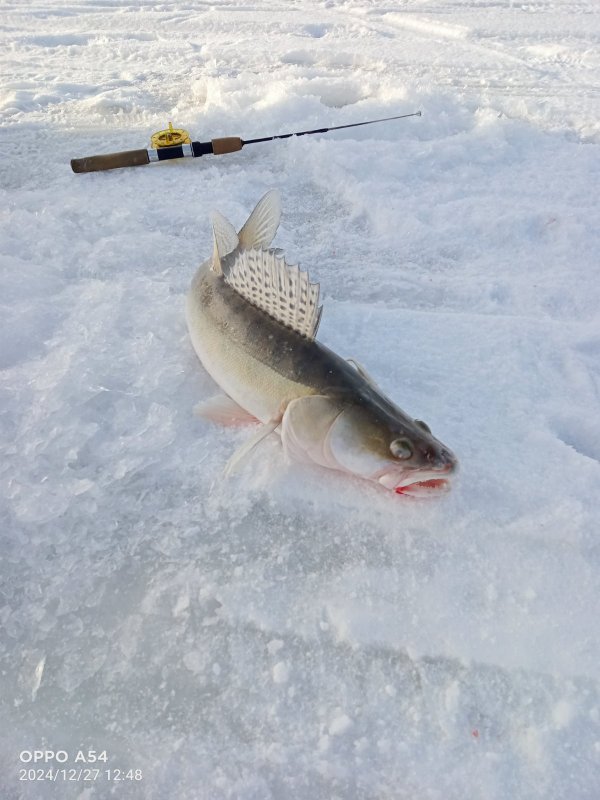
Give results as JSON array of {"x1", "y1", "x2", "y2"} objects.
[{"x1": 326, "y1": 402, "x2": 458, "y2": 497}]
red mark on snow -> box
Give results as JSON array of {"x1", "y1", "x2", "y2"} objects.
[{"x1": 472, "y1": 729, "x2": 479, "y2": 739}]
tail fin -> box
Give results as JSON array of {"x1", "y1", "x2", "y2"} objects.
[
  {"x1": 238, "y1": 189, "x2": 281, "y2": 249},
  {"x1": 211, "y1": 210, "x2": 239, "y2": 274},
  {"x1": 209, "y1": 189, "x2": 281, "y2": 274}
]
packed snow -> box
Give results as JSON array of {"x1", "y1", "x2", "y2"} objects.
[{"x1": 1, "y1": 0, "x2": 599, "y2": 798}]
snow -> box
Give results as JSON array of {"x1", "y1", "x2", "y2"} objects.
[{"x1": 1, "y1": 0, "x2": 599, "y2": 798}]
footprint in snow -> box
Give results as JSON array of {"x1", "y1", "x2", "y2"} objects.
[
  {"x1": 551, "y1": 415, "x2": 600, "y2": 464},
  {"x1": 301, "y1": 24, "x2": 330, "y2": 38}
]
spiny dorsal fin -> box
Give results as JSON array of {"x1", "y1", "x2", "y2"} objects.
[
  {"x1": 211, "y1": 210, "x2": 239, "y2": 274},
  {"x1": 238, "y1": 189, "x2": 281, "y2": 250},
  {"x1": 223, "y1": 247, "x2": 322, "y2": 340}
]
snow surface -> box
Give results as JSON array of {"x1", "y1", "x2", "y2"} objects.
[{"x1": 1, "y1": 0, "x2": 600, "y2": 798}]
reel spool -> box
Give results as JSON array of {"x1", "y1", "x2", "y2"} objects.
[{"x1": 150, "y1": 122, "x2": 191, "y2": 149}]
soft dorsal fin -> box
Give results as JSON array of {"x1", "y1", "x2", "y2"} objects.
[
  {"x1": 211, "y1": 210, "x2": 239, "y2": 274},
  {"x1": 238, "y1": 189, "x2": 281, "y2": 250},
  {"x1": 223, "y1": 247, "x2": 322, "y2": 340}
]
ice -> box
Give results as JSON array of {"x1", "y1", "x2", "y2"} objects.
[{"x1": 1, "y1": 0, "x2": 600, "y2": 798}]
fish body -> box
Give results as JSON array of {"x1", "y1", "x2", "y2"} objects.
[{"x1": 186, "y1": 190, "x2": 457, "y2": 496}]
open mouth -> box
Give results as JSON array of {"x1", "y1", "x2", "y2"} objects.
[
  {"x1": 395, "y1": 478, "x2": 451, "y2": 496},
  {"x1": 376, "y1": 464, "x2": 455, "y2": 497}
]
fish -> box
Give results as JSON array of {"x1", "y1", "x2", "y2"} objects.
[{"x1": 185, "y1": 189, "x2": 457, "y2": 497}]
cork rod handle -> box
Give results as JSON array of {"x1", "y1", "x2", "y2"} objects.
[
  {"x1": 71, "y1": 149, "x2": 150, "y2": 174},
  {"x1": 211, "y1": 137, "x2": 244, "y2": 155}
]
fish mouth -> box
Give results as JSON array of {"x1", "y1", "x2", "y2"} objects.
[
  {"x1": 377, "y1": 465, "x2": 455, "y2": 497},
  {"x1": 394, "y1": 478, "x2": 451, "y2": 497}
]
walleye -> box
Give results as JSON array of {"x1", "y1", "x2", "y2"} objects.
[{"x1": 186, "y1": 190, "x2": 457, "y2": 497}]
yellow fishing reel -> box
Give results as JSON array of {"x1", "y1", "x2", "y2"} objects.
[{"x1": 150, "y1": 122, "x2": 191, "y2": 149}]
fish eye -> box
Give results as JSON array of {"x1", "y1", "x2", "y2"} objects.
[
  {"x1": 390, "y1": 438, "x2": 413, "y2": 460},
  {"x1": 415, "y1": 419, "x2": 431, "y2": 434}
]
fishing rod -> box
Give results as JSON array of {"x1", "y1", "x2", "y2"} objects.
[{"x1": 70, "y1": 111, "x2": 422, "y2": 174}]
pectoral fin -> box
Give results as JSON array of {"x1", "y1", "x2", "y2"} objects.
[
  {"x1": 223, "y1": 419, "x2": 280, "y2": 477},
  {"x1": 194, "y1": 395, "x2": 259, "y2": 427}
]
